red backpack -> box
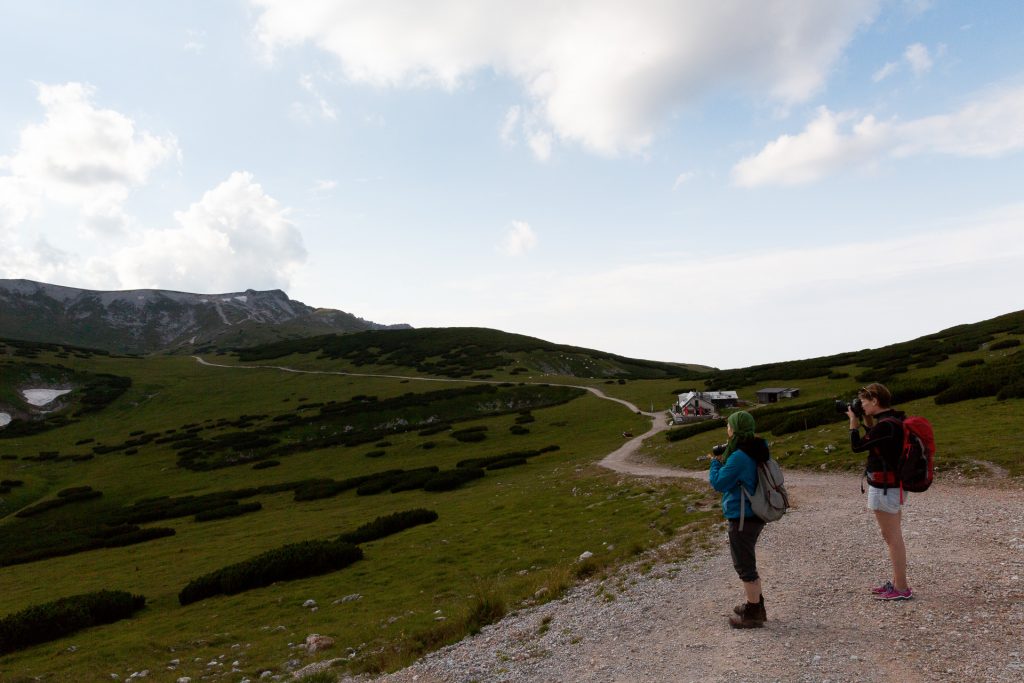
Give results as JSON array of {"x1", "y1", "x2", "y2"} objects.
[{"x1": 895, "y1": 416, "x2": 935, "y2": 493}]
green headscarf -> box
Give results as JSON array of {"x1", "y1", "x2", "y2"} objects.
[{"x1": 724, "y1": 410, "x2": 756, "y2": 457}]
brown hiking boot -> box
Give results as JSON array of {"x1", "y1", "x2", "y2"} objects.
[{"x1": 729, "y1": 597, "x2": 766, "y2": 628}]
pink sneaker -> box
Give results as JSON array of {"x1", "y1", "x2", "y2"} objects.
[
  {"x1": 874, "y1": 586, "x2": 913, "y2": 600},
  {"x1": 870, "y1": 581, "x2": 894, "y2": 595}
]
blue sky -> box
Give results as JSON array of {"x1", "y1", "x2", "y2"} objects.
[{"x1": 1, "y1": 1, "x2": 1023, "y2": 369}]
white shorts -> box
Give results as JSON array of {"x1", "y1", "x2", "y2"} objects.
[{"x1": 867, "y1": 486, "x2": 906, "y2": 514}]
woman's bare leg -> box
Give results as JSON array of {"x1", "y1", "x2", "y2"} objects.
[{"x1": 874, "y1": 509, "x2": 908, "y2": 590}]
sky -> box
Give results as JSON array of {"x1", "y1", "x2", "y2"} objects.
[{"x1": 1, "y1": 1, "x2": 1023, "y2": 370}]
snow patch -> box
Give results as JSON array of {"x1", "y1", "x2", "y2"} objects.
[
  {"x1": 234, "y1": 295, "x2": 248, "y2": 303},
  {"x1": 23, "y1": 389, "x2": 72, "y2": 406},
  {"x1": 0, "y1": 412, "x2": 10, "y2": 427}
]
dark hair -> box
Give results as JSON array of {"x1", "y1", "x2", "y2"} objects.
[{"x1": 858, "y1": 383, "x2": 892, "y2": 408}]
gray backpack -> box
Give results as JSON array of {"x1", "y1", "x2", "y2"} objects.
[{"x1": 739, "y1": 458, "x2": 789, "y2": 530}]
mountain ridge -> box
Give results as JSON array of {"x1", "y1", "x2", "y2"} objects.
[{"x1": 0, "y1": 278, "x2": 410, "y2": 355}]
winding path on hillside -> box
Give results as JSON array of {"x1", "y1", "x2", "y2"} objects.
[
  {"x1": 192, "y1": 355, "x2": 679, "y2": 478},
  {"x1": 194, "y1": 357, "x2": 1024, "y2": 682}
]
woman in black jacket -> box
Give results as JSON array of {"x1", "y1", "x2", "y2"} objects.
[{"x1": 849, "y1": 382, "x2": 912, "y2": 600}]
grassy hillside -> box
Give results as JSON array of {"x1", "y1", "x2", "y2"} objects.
[
  {"x1": 233, "y1": 326, "x2": 709, "y2": 379},
  {"x1": 0, "y1": 340, "x2": 713, "y2": 681},
  {"x1": 644, "y1": 310, "x2": 1024, "y2": 477},
  {"x1": 1, "y1": 311, "x2": 1022, "y2": 680}
]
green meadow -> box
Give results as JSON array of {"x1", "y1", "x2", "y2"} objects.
[
  {"x1": 0, "y1": 344, "x2": 712, "y2": 681},
  {"x1": 1, "y1": 313, "x2": 1022, "y2": 680}
]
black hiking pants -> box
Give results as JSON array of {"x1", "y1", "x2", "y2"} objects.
[{"x1": 728, "y1": 517, "x2": 765, "y2": 582}]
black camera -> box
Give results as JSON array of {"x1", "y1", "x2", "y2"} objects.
[
  {"x1": 711, "y1": 443, "x2": 728, "y2": 456},
  {"x1": 835, "y1": 397, "x2": 864, "y2": 418}
]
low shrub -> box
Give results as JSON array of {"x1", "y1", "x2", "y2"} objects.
[
  {"x1": 665, "y1": 418, "x2": 725, "y2": 442},
  {"x1": 957, "y1": 358, "x2": 985, "y2": 368},
  {"x1": 485, "y1": 458, "x2": 527, "y2": 470},
  {"x1": 509, "y1": 425, "x2": 530, "y2": 435},
  {"x1": 417, "y1": 424, "x2": 450, "y2": 436},
  {"x1": 364, "y1": 450, "x2": 386, "y2": 458},
  {"x1": 356, "y1": 476, "x2": 404, "y2": 496},
  {"x1": 0, "y1": 590, "x2": 146, "y2": 655},
  {"x1": 989, "y1": 338, "x2": 1021, "y2": 351},
  {"x1": 337, "y1": 508, "x2": 438, "y2": 544},
  {"x1": 178, "y1": 540, "x2": 362, "y2": 605},
  {"x1": 58, "y1": 486, "x2": 94, "y2": 498},
  {"x1": 888, "y1": 377, "x2": 951, "y2": 403},
  {"x1": 389, "y1": 469, "x2": 439, "y2": 492},
  {"x1": 456, "y1": 445, "x2": 558, "y2": 469},
  {"x1": 15, "y1": 489, "x2": 103, "y2": 518},
  {"x1": 293, "y1": 471, "x2": 404, "y2": 502},
  {"x1": 422, "y1": 468, "x2": 485, "y2": 492},
  {"x1": 996, "y1": 380, "x2": 1024, "y2": 400},
  {"x1": 252, "y1": 460, "x2": 280, "y2": 470},
  {"x1": 1, "y1": 527, "x2": 175, "y2": 567},
  {"x1": 194, "y1": 502, "x2": 262, "y2": 522},
  {"x1": 450, "y1": 430, "x2": 487, "y2": 443}
]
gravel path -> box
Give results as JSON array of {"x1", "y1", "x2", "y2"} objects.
[{"x1": 359, "y1": 467, "x2": 1024, "y2": 683}]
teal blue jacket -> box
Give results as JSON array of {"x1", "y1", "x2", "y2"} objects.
[{"x1": 709, "y1": 443, "x2": 763, "y2": 520}]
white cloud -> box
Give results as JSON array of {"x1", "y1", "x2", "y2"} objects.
[
  {"x1": 672, "y1": 171, "x2": 697, "y2": 190},
  {"x1": 872, "y1": 61, "x2": 898, "y2": 82},
  {"x1": 901, "y1": 0, "x2": 934, "y2": 16},
  {"x1": 297, "y1": 73, "x2": 337, "y2": 120},
  {"x1": 0, "y1": 82, "x2": 179, "y2": 233},
  {"x1": 500, "y1": 106, "x2": 521, "y2": 146},
  {"x1": 184, "y1": 29, "x2": 207, "y2": 54},
  {"x1": 310, "y1": 179, "x2": 337, "y2": 193},
  {"x1": 527, "y1": 131, "x2": 553, "y2": 162},
  {"x1": 904, "y1": 42, "x2": 933, "y2": 75},
  {"x1": 500, "y1": 104, "x2": 554, "y2": 161},
  {"x1": 112, "y1": 172, "x2": 307, "y2": 292},
  {"x1": 250, "y1": 0, "x2": 880, "y2": 156},
  {"x1": 732, "y1": 84, "x2": 1024, "y2": 186},
  {"x1": 500, "y1": 220, "x2": 538, "y2": 256}
]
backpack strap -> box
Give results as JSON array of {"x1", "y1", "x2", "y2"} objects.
[{"x1": 738, "y1": 486, "x2": 747, "y2": 532}]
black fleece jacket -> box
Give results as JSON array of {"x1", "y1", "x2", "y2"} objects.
[{"x1": 850, "y1": 409, "x2": 905, "y2": 487}]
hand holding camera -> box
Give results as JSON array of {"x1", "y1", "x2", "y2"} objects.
[
  {"x1": 835, "y1": 397, "x2": 864, "y2": 428},
  {"x1": 710, "y1": 442, "x2": 727, "y2": 461},
  {"x1": 834, "y1": 397, "x2": 864, "y2": 418}
]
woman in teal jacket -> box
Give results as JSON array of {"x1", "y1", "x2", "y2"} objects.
[{"x1": 709, "y1": 410, "x2": 771, "y2": 628}]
